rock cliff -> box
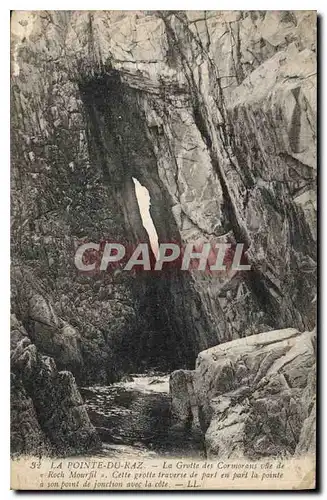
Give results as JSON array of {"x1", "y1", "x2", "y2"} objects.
[{"x1": 11, "y1": 11, "x2": 316, "y2": 456}]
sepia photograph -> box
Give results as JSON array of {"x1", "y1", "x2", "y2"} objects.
[{"x1": 10, "y1": 7, "x2": 317, "y2": 490}]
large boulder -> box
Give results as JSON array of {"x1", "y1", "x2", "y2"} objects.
[{"x1": 170, "y1": 327, "x2": 316, "y2": 459}]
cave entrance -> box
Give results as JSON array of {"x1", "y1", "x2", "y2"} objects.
[
  {"x1": 79, "y1": 73, "x2": 204, "y2": 372},
  {"x1": 132, "y1": 177, "x2": 159, "y2": 258}
]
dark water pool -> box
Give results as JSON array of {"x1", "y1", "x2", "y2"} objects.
[{"x1": 80, "y1": 374, "x2": 204, "y2": 458}]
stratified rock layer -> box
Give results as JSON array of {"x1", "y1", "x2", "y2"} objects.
[{"x1": 170, "y1": 327, "x2": 316, "y2": 459}]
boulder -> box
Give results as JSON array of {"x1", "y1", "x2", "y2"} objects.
[{"x1": 170, "y1": 327, "x2": 316, "y2": 459}]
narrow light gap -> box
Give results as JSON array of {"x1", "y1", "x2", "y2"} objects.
[{"x1": 132, "y1": 177, "x2": 159, "y2": 258}]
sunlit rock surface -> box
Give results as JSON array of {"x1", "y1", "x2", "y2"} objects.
[{"x1": 170, "y1": 327, "x2": 316, "y2": 458}]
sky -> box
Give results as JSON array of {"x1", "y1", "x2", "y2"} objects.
[{"x1": 133, "y1": 177, "x2": 159, "y2": 257}]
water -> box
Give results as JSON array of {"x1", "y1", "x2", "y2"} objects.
[{"x1": 80, "y1": 373, "x2": 204, "y2": 459}]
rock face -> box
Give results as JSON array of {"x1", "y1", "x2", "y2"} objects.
[
  {"x1": 170, "y1": 327, "x2": 316, "y2": 459},
  {"x1": 11, "y1": 314, "x2": 101, "y2": 456},
  {"x1": 11, "y1": 11, "x2": 316, "y2": 455}
]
